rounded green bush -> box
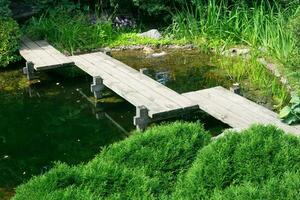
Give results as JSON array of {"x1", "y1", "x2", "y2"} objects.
[
  {"x1": 14, "y1": 122, "x2": 211, "y2": 199},
  {"x1": 0, "y1": 17, "x2": 21, "y2": 67},
  {"x1": 173, "y1": 125, "x2": 300, "y2": 200}
]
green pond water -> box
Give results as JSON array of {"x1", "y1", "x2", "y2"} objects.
[{"x1": 0, "y1": 49, "x2": 234, "y2": 198}]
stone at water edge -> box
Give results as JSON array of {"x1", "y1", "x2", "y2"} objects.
[
  {"x1": 143, "y1": 46, "x2": 155, "y2": 55},
  {"x1": 222, "y1": 48, "x2": 251, "y2": 57},
  {"x1": 146, "y1": 51, "x2": 167, "y2": 58},
  {"x1": 139, "y1": 29, "x2": 162, "y2": 39}
]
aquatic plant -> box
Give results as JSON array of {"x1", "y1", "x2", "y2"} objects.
[
  {"x1": 280, "y1": 94, "x2": 300, "y2": 124},
  {"x1": 173, "y1": 124, "x2": 300, "y2": 200},
  {"x1": 216, "y1": 56, "x2": 290, "y2": 109},
  {"x1": 13, "y1": 122, "x2": 211, "y2": 199},
  {"x1": 0, "y1": 17, "x2": 21, "y2": 68}
]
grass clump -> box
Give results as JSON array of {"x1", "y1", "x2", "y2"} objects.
[
  {"x1": 173, "y1": 125, "x2": 300, "y2": 200},
  {"x1": 14, "y1": 122, "x2": 211, "y2": 199},
  {"x1": 24, "y1": 7, "x2": 114, "y2": 55},
  {"x1": 170, "y1": 0, "x2": 299, "y2": 62},
  {"x1": 216, "y1": 56, "x2": 290, "y2": 109}
]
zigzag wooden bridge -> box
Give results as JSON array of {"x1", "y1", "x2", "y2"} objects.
[{"x1": 20, "y1": 38, "x2": 300, "y2": 135}]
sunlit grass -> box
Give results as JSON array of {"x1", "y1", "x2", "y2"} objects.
[{"x1": 170, "y1": 0, "x2": 300, "y2": 62}]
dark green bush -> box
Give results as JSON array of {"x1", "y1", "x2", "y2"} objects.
[
  {"x1": 14, "y1": 122, "x2": 211, "y2": 199},
  {"x1": 0, "y1": 17, "x2": 21, "y2": 68},
  {"x1": 25, "y1": 7, "x2": 114, "y2": 54},
  {"x1": 173, "y1": 125, "x2": 300, "y2": 200},
  {"x1": 0, "y1": 0, "x2": 11, "y2": 17}
]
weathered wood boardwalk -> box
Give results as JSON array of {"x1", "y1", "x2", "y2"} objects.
[
  {"x1": 20, "y1": 38, "x2": 198, "y2": 129},
  {"x1": 20, "y1": 38, "x2": 74, "y2": 79},
  {"x1": 183, "y1": 86, "x2": 300, "y2": 136},
  {"x1": 19, "y1": 38, "x2": 300, "y2": 135}
]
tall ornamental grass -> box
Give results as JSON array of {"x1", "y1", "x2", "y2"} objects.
[
  {"x1": 25, "y1": 7, "x2": 114, "y2": 55},
  {"x1": 170, "y1": 0, "x2": 300, "y2": 62}
]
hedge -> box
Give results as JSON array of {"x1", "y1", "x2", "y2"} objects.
[
  {"x1": 173, "y1": 125, "x2": 300, "y2": 200},
  {"x1": 14, "y1": 122, "x2": 211, "y2": 199}
]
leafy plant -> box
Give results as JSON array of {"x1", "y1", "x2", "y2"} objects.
[
  {"x1": 0, "y1": 17, "x2": 21, "y2": 68},
  {"x1": 0, "y1": 0, "x2": 11, "y2": 17},
  {"x1": 279, "y1": 94, "x2": 300, "y2": 124},
  {"x1": 24, "y1": 7, "x2": 114, "y2": 54}
]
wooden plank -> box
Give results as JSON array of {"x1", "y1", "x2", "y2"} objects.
[
  {"x1": 183, "y1": 87, "x2": 300, "y2": 136},
  {"x1": 212, "y1": 86, "x2": 278, "y2": 118},
  {"x1": 183, "y1": 91, "x2": 253, "y2": 128},
  {"x1": 21, "y1": 38, "x2": 60, "y2": 68},
  {"x1": 197, "y1": 88, "x2": 279, "y2": 124},
  {"x1": 34, "y1": 40, "x2": 73, "y2": 65},
  {"x1": 81, "y1": 53, "x2": 184, "y2": 111},
  {"x1": 71, "y1": 55, "x2": 166, "y2": 117},
  {"x1": 207, "y1": 87, "x2": 300, "y2": 134},
  {"x1": 95, "y1": 52, "x2": 195, "y2": 109},
  {"x1": 20, "y1": 42, "x2": 47, "y2": 67}
]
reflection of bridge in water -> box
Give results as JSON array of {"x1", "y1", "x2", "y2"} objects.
[{"x1": 20, "y1": 38, "x2": 300, "y2": 135}]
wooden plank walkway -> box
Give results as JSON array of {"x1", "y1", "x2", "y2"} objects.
[
  {"x1": 70, "y1": 52, "x2": 198, "y2": 119},
  {"x1": 183, "y1": 86, "x2": 300, "y2": 136},
  {"x1": 20, "y1": 38, "x2": 198, "y2": 129},
  {"x1": 19, "y1": 38, "x2": 300, "y2": 134},
  {"x1": 20, "y1": 37, "x2": 74, "y2": 71}
]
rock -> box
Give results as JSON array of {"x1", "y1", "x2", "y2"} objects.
[
  {"x1": 100, "y1": 47, "x2": 112, "y2": 56},
  {"x1": 139, "y1": 29, "x2": 162, "y2": 39},
  {"x1": 222, "y1": 48, "x2": 251, "y2": 57},
  {"x1": 143, "y1": 46, "x2": 155, "y2": 54},
  {"x1": 147, "y1": 51, "x2": 167, "y2": 58}
]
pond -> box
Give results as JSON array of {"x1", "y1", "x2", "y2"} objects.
[{"x1": 0, "y1": 49, "x2": 236, "y2": 198}]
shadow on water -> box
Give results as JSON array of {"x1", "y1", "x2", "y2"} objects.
[{"x1": 0, "y1": 49, "x2": 230, "y2": 197}]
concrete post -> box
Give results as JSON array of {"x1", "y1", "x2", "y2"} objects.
[
  {"x1": 90, "y1": 76, "x2": 104, "y2": 99},
  {"x1": 133, "y1": 106, "x2": 150, "y2": 131},
  {"x1": 139, "y1": 68, "x2": 149, "y2": 75},
  {"x1": 23, "y1": 61, "x2": 35, "y2": 80},
  {"x1": 230, "y1": 83, "x2": 240, "y2": 95}
]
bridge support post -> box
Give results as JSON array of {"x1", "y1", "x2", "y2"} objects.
[
  {"x1": 23, "y1": 61, "x2": 35, "y2": 80},
  {"x1": 134, "y1": 106, "x2": 150, "y2": 131},
  {"x1": 90, "y1": 76, "x2": 104, "y2": 99}
]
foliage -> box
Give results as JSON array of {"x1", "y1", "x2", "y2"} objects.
[
  {"x1": 280, "y1": 94, "x2": 300, "y2": 124},
  {"x1": 24, "y1": 7, "x2": 114, "y2": 54},
  {"x1": 0, "y1": 17, "x2": 21, "y2": 68},
  {"x1": 13, "y1": 122, "x2": 211, "y2": 199},
  {"x1": 169, "y1": 0, "x2": 299, "y2": 62},
  {"x1": 0, "y1": 0, "x2": 11, "y2": 17},
  {"x1": 26, "y1": 0, "x2": 76, "y2": 12},
  {"x1": 173, "y1": 124, "x2": 300, "y2": 200},
  {"x1": 216, "y1": 56, "x2": 290, "y2": 109}
]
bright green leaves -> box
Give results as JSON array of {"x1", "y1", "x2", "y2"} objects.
[
  {"x1": 0, "y1": 17, "x2": 21, "y2": 67},
  {"x1": 280, "y1": 94, "x2": 300, "y2": 124}
]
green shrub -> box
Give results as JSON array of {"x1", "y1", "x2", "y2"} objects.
[
  {"x1": 211, "y1": 172, "x2": 300, "y2": 200},
  {"x1": 14, "y1": 122, "x2": 211, "y2": 199},
  {"x1": 0, "y1": 0, "x2": 11, "y2": 17},
  {"x1": 0, "y1": 17, "x2": 21, "y2": 68},
  {"x1": 25, "y1": 7, "x2": 114, "y2": 54},
  {"x1": 173, "y1": 125, "x2": 300, "y2": 200}
]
